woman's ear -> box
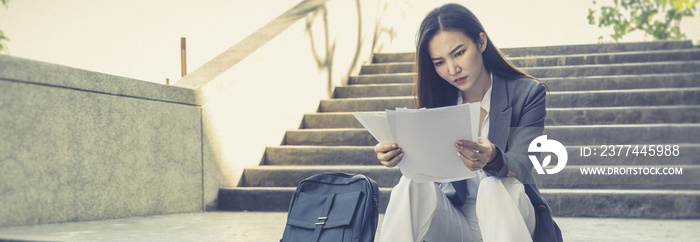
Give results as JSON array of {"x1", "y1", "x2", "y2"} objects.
[{"x1": 479, "y1": 32, "x2": 488, "y2": 53}]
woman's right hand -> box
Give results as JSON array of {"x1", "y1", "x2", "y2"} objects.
[{"x1": 374, "y1": 143, "x2": 404, "y2": 167}]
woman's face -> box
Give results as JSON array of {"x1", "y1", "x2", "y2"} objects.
[{"x1": 428, "y1": 30, "x2": 488, "y2": 93}]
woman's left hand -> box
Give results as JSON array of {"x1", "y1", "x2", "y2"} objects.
[{"x1": 456, "y1": 137, "x2": 498, "y2": 171}]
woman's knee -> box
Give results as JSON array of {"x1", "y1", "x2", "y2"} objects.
[
  {"x1": 478, "y1": 176, "x2": 501, "y2": 191},
  {"x1": 479, "y1": 177, "x2": 525, "y2": 199},
  {"x1": 391, "y1": 177, "x2": 440, "y2": 208},
  {"x1": 394, "y1": 177, "x2": 439, "y2": 194}
]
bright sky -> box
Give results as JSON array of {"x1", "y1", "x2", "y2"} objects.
[{"x1": 1, "y1": 0, "x2": 699, "y2": 85}]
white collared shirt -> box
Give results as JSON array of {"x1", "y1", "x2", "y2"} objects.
[
  {"x1": 457, "y1": 73, "x2": 492, "y2": 139},
  {"x1": 456, "y1": 73, "x2": 493, "y2": 200}
]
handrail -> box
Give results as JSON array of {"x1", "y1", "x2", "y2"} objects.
[
  {"x1": 175, "y1": 0, "x2": 328, "y2": 92},
  {"x1": 181, "y1": 37, "x2": 187, "y2": 77}
]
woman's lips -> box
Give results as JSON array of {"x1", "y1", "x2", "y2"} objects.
[{"x1": 455, "y1": 77, "x2": 467, "y2": 84}]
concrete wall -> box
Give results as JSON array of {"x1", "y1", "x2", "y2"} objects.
[
  {"x1": 175, "y1": 0, "x2": 401, "y2": 210},
  {"x1": 0, "y1": 55, "x2": 203, "y2": 227},
  {"x1": 0, "y1": 0, "x2": 407, "y2": 226}
]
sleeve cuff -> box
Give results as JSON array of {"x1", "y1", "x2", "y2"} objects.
[{"x1": 483, "y1": 146, "x2": 508, "y2": 177}]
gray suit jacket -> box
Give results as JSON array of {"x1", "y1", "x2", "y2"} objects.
[{"x1": 443, "y1": 74, "x2": 563, "y2": 242}]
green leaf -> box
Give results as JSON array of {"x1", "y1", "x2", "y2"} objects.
[
  {"x1": 588, "y1": 9, "x2": 597, "y2": 24},
  {"x1": 587, "y1": 0, "x2": 698, "y2": 42}
]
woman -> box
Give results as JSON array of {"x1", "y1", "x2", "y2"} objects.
[{"x1": 375, "y1": 4, "x2": 563, "y2": 242}]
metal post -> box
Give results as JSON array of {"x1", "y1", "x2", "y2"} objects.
[{"x1": 180, "y1": 37, "x2": 187, "y2": 77}]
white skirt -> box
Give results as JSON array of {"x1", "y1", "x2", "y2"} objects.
[{"x1": 379, "y1": 176, "x2": 536, "y2": 242}]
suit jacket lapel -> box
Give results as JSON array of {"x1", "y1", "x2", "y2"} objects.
[{"x1": 488, "y1": 74, "x2": 512, "y2": 150}]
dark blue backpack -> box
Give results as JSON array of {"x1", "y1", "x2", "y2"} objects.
[{"x1": 281, "y1": 172, "x2": 380, "y2": 242}]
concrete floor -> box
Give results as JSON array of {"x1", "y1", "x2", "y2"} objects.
[{"x1": 0, "y1": 212, "x2": 699, "y2": 241}]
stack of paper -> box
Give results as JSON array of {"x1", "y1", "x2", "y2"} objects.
[{"x1": 353, "y1": 102, "x2": 481, "y2": 182}]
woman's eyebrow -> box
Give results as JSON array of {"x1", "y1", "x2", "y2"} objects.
[
  {"x1": 431, "y1": 44, "x2": 465, "y2": 61},
  {"x1": 448, "y1": 44, "x2": 464, "y2": 55}
]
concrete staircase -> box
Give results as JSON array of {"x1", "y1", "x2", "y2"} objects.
[{"x1": 219, "y1": 40, "x2": 700, "y2": 219}]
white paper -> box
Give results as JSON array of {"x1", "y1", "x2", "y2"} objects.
[
  {"x1": 353, "y1": 112, "x2": 394, "y2": 143},
  {"x1": 385, "y1": 110, "x2": 397, "y2": 142},
  {"x1": 470, "y1": 103, "x2": 480, "y2": 139},
  {"x1": 354, "y1": 103, "x2": 481, "y2": 182}
]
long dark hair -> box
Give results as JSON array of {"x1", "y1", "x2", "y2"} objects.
[{"x1": 414, "y1": 4, "x2": 535, "y2": 108}]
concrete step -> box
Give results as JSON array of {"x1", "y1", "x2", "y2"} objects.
[
  {"x1": 372, "y1": 40, "x2": 695, "y2": 62},
  {"x1": 544, "y1": 124, "x2": 699, "y2": 145},
  {"x1": 547, "y1": 88, "x2": 700, "y2": 108},
  {"x1": 333, "y1": 83, "x2": 414, "y2": 98},
  {"x1": 265, "y1": 144, "x2": 700, "y2": 166},
  {"x1": 503, "y1": 40, "x2": 696, "y2": 57},
  {"x1": 318, "y1": 88, "x2": 700, "y2": 112},
  {"x1": 218, "y1": 187, "x2": 700, "y2": 219},
  {"x1": 239, "y1": 165, "x2": 698, "y2": 190},
  {"x1": 2, "y1": 212, "x2": 699, "y2": 241},
  {"x1": 318, "y1": 96, "x2": 415, "y2": 112},
  {"x1": 542, "y1": 189, "x2": 700, "y2": 219},
  {"x1": 302, "y1": 112, "x2": 374, "y2": 128},
  {"x1": 373, "y1": 49, "x2": 700, "y2": 68},
  {"x1": 348, "y1": 73, "x2": 414, "y2": 85},
  {"x1": 219, "y1": 187, "x2": 393, "y2": 213},
  {"x1": 348, "y1": 72, "x2": 700, "y2": 89},
  {"x1": 511, "y1": 49, "x2": 700, "y2": 67},
  {"x1": 360, "y1": 60, "x2": 700, "y2": 76},
  {"x1": 239, "y1": 166, "x2": 399, "y2": 187},
  {"x1": 524, "y1": 61, "x2": 700, "y2": 78},
  {"x1": 283, "y1": 124, "x2": 700, "y2": 146},
  {"x1": 339, "y1": 73, "x2": 700, "y2": 97},
  {"x1": 303, "y1": 106, "x2": 700, "y2": 128},
  {"x1": 545, "y1": 106, "x2": 700, "y2": 125},
  {"x1": 359, "y1": 62, "x2": 414, "y2": 75},
  {"x1": 542, "y1": 72, "x2": 700, "y2": 92},
  {"x1": 283, "y1": 128, "x2": 381, "y2": 146},
  {"x1": 264, "y1": 146, "x2": 377, "y2": 166}
]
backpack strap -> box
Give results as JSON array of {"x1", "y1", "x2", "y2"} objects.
[{"x1": 311, "y1": 193, "x2": 336, "y2": 242}]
